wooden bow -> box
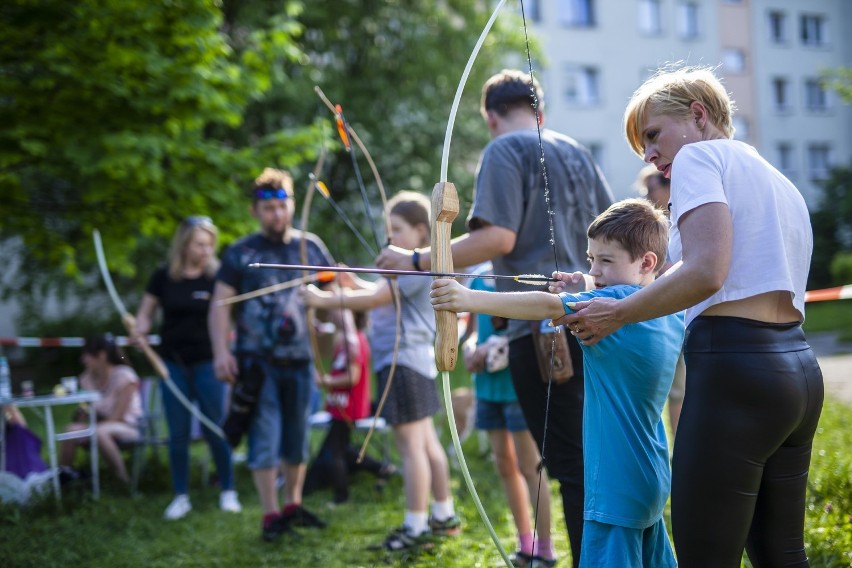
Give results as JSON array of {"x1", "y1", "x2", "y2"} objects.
[
  {"x1": 92, "y1": 230, "x2": 226, "y2": 440},
  {"x1": 432, "y1": 1, "x2": 513, "y2": 565},
  {"x1": 314, "y1": 86, "x2": 403, "y2": 462},
  {"x1": 299, "y1": 149, "x2": 330, "y2": 379}
]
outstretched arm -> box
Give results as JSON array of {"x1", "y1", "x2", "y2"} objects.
[
  {"x1": 376, "y1": 224, "x2": 516, "y2": 272},
  {"x1": 431, "y1": 279, "x2": 564, "y2": 321}
]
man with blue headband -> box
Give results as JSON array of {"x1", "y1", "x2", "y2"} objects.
[{"x1": 210, "y1": 167, "x2": 334, "y2": 542}]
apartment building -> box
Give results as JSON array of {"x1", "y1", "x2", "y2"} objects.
[{"x1": 524, "y1": 0, "x2": 851, "y2": 206}]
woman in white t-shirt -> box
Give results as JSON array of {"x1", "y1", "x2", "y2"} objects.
[
  {"x1": 558, "y1": 66, "x2": 824, "y2": 567},
  {"x1": 60, "y1": 335, "x2": 142, "y2": 484}
]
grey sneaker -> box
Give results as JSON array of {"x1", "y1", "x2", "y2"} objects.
[
  {"x1": 380, "y1": 526, "x2": 433, "y2": 551},
  {"x1": 428, "y1": 514, "x2": 462, "y2": 536}
]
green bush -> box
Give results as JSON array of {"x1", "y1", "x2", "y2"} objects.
[{"x1": 830, "y1": 252, "x2": 852, "y2": 287}]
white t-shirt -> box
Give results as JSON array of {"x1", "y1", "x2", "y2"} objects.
[{"x1": 668, "y1": 139, "x2": 812, "y2": 327}]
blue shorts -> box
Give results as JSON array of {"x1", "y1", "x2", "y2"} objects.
[
  {"x1": 579, "y1": 518, "x2": 676, "y2": 568},
  {"x1": 475, "y1": 399, "x2": 528, "y2": 432},
  {"x1": 246, "y1": 358, "x2": 315, "y2": 469}
]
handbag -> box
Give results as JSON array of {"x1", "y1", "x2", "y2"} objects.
[{"x1": 529, "y1": 320, "x2": 574, "y2": 384}]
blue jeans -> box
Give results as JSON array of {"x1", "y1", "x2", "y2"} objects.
[
  {"x1": 475, "y1": 399, "x2": 529, "y2": 432},
  {"x1": 162, "y1": 360, "x2": 234, "y2": 494},
  {"x1": 246, "y1": 359, "x2": 314, "y2": 469}
]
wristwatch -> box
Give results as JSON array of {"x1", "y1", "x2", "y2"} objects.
[{"x1": 411, "y1": 249, "x2": 423, "y2": 271}]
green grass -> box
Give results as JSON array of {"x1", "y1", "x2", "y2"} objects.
[
  {"x1": 2, "y1": 367, "x2": 851, "y2": 566},
  {"x1": 804, "y1": 300, "x2": 852, "y2": 343}
]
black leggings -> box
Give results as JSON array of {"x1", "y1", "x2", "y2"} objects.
[
  {"x1": 303, "y1": 420, "x2": 384, "y2": 503},
  {"x1": 672, "y1": 317, "x2": 824, "y2": 567}
]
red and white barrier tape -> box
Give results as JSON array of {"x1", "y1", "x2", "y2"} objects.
[
  {"x1": 805, "y1": 285, "x2": 852, "y2": 303},
  {"x1": 0, "y1": 335, "x2": 160, "y2": 348},
  {"x1": 0, "y1": 286, "x2": 849, "y2": 349}
]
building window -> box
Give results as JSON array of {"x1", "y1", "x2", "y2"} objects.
[
  {"x1": 776, "y1": 143, "x2": 796, "y2": 178},
  {"x1": 804, "y1": 79, "x2": 829, "y2": 112},
  {"x1": 521, "y1": 0, "x2": 541, "y2": 22},
  {"x1": 732, "y1": 116, "x2": 749, "y2": 141},
  {"x1": 768, "y1": 11, "x2": 787, "y2": 43},
  {"x1": 677, "y1": 2, "x2": 700, "y2": 39},
  {"x1": 772, "y1": 77, "x2": 791, "y2": 112},
  {"x1": 559, "y1": 0, "x2": 595, "y2": 27},
  {"x1": 800, "y1": 14, "x2": 828, "y2": 47},
  {"x1": 564, "y1": 65, "x2": 600, "y2": 106},
  {"x1": 722, "y1": 48, "x2": 746, "y2": 74},
  {"x1": 638, "y1": 0, "x2": 662, "y2": 35},
  {"x1": 807, "y1": 143, "x2": 832, "y2": 180}
]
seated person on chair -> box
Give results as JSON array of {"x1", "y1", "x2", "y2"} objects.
[
  {"x1": 60, "y1": 335, "x2": 142, "y2": 484},
  {"x1": 304, "y1": 307, "x2": 394, "y2": 505}
]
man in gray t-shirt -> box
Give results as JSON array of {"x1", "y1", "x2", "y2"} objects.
[{"x1": 377, "y1": 69, "x2": 613, "y2": 566}]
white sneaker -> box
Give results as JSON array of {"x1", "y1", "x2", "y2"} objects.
[
  {"x1": 219, "y1": 490, "x2": 242, "y2": 513},
  {"x1": 164, "y1": 494, "x2": 192, "y2": 520}
]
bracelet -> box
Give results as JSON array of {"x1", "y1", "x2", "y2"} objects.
[{"x1": 411, "y1": 249, "x2": 423, "y2": 272}]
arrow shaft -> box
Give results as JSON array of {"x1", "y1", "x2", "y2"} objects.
[{"x1": 249, "y1": 262, "x2": 554, "y2": 283}]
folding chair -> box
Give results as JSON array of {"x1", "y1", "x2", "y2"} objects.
[{"x1": 125, "y1": 377, "x2": 169, "y2": 495}]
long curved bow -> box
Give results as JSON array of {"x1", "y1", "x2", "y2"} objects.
[
  {"x1": 299, "y1": 149, "x2": 331, "y2": 380},
  {"x1": 314, "y1": 86, "x2": 404, "y2": 463},
  {"x1": 92, "y1": 230, "x2": 226, "y2": 440},
  {"x1": 432, "y1": 1, "x2": 513, "y2": 566}
]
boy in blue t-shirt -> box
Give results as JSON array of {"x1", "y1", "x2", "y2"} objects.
[{"x1": 431, "y1": 198, "x2": 683, "y2": 567}]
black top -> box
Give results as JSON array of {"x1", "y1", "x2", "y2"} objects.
[{"x1": 145, "y1": 266, "x2": 214, "y2": 365}]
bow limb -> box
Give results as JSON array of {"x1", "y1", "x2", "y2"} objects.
[
  {"x1": 299, "y1": 149, "x2": 329, "y2": 380},
  {"x1": 312, "y1": 85, "x2": 402, "y2": 462},
  {"x1": 92, "y1": 230, "x2": 226, "y2": 440},
  {"x1": 347, "y1": 121, "x2": 402, "y2": 465},
  {"x1": 434, "y1": 1, "x2": 513, "y2": 565}
]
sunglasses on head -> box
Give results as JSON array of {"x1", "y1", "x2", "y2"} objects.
[
  {"x1": 254, "y1": 187, "x2": 290, "y2": 200},
  {"x1": 184, "y1": 215, "x2": 213, "y2": 227}
]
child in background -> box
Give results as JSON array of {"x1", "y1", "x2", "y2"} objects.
[
  {"x1": 303, "y1": 190, "x2": 459, "y2": 551},
  {"x1": 431, "y1": 199, "x2": 683, "y2": 567},
  {"x1": 304, "y1": 306, "x2": 395, "y2": 505},
  {"x1": 460, "y1": 262, "x2": 557, "y2": 567}
]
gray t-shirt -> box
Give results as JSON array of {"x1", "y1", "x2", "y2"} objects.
[
  {"x1": 469, "y1": 128, "x2": 614, "y2": 340},
  {"x1": 217, "y1": 231, "x2": 333, "y2": 359},
  {"x1": 369, "y1": 275, "x2": 437, "y2": 379}
]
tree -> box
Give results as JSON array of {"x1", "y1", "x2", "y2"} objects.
[
  {"x1": 821, "y1": 66, "x2": 852, "y2": 104},
  {"x1": 224, "y1": 0, "x2": 534, "y2": 261},
  {"x1": 0, "y1": 0, "x2": 322, "y2": 295},
  {"x1": 809, "y1": 164, "x2": 852, "y2": 289},
  {"x1": 0, "y1": 0, "x2": 539, "y2": 335}
]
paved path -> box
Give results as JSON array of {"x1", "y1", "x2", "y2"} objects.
[{"x1": 810, "y1": 332, "x2": 852, "y2": 406}]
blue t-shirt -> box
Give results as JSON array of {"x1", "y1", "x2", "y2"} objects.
[
  {"x1": 470, "y1": 275, "x2": 516, "y2": 403},
  {"x1": 560, "y1": 285, "x2": 684, "y2": 529},
  {"x1": 216, "y1": 231, "x2": 332, "y2": 360}
]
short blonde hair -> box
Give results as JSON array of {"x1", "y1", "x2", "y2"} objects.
[
  {"x1": 624, "y1": 65, "x2": 736, "y2": 157},
  {"x1": 251, "y1": 167, "x2": 294, "y2": 202}
]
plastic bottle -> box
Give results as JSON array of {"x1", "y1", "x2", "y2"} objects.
[{"x1": 0, "y1": 356, "x2": 11, "y2": 400}]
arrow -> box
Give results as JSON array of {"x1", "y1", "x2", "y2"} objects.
[{"x1": 248, "y1": 262, "x2": 555, "y2": 286}]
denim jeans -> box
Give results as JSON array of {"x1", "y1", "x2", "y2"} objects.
[
  {"x1": 245, "y1": 359, "x2": 314, "y2": 469},
  {"x1": 162, "y1": 360, "x2": 234, "y2": 494}
]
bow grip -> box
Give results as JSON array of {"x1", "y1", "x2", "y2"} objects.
[{"x1": 430, "y1": 181, "x2": 459, "y2": 371}]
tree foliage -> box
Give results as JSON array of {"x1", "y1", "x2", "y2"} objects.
[
  {"x1": 225, "y1": 0, "x2": 533, "y2": 261},
  {"x1": 0, "y1": 0, "x2": 322, "y2": 293},
  {"x1": 0, "y1": 0, "x2": 538, "y2": 333},
  {"x1": 809, "y1": 164, "x2": 852, "y2": 289},
  {"x1": 821, "y1": 66, "x2": 852, "y2": 104}
]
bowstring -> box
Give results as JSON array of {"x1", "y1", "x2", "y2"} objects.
[{"x1": 520, "y1": 0, "x2": 561, "y2": 559}]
